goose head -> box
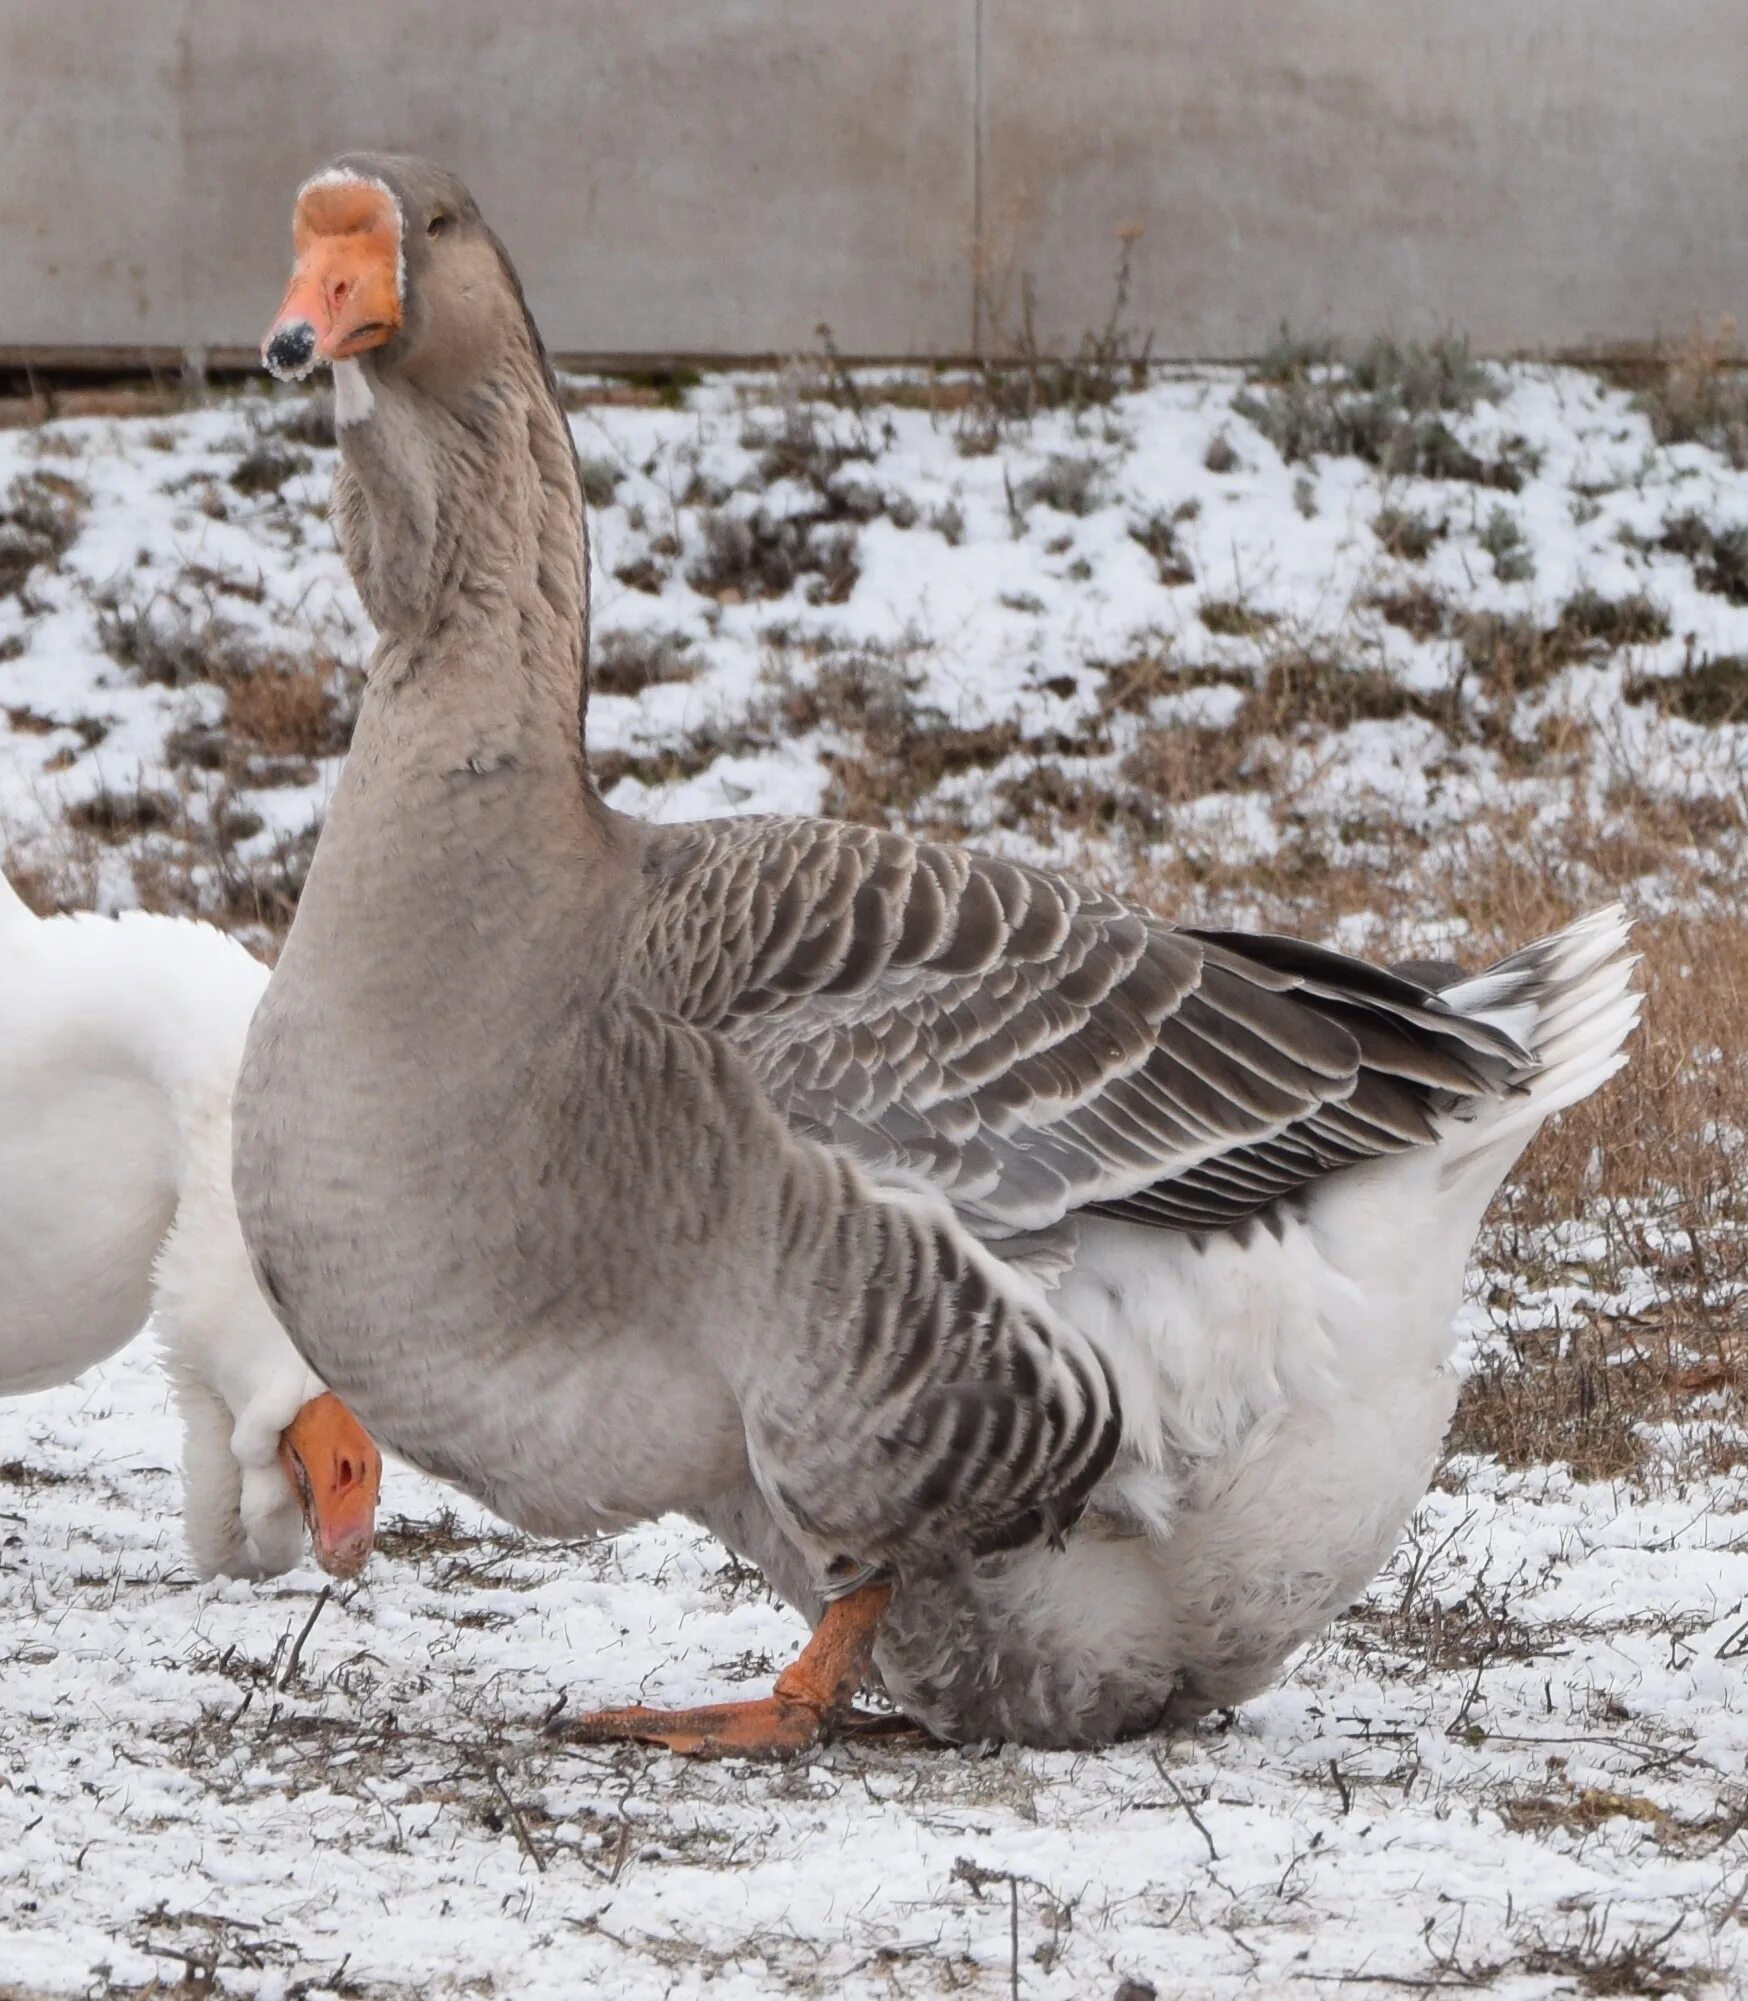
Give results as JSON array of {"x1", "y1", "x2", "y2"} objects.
[
  {"x1": 262, "y1": 154, "x2": 532, "y2": 406},
  {"x1": 274, "y1": 1389, "x2": 382, "y2": 1581},
  {"x1": 156, "y1": 1122, "x2": 384, "y2": 1581},
  {"x1": 259, "y1": 153, "x2": 590, "y2": 713}
]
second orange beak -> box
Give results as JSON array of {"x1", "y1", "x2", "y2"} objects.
[{"x1": 279, "y1": 1389, "x2": 383, "y2": 1579}]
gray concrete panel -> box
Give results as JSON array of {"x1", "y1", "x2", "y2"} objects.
[
  {"x1": 4, "y1": 4, "x2": 1746, "y2": 360},
  {"x1": 0, "y1": 1, "x2": 976, "y2": 357},
  {"x1": 981, "y1": 2, "x2": 1748, "y2": 356}
]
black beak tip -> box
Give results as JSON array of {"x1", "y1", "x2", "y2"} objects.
[{"x1": 264, "y1": 321, "x2": 317, "y2": 381}]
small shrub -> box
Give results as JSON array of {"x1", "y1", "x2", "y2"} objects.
[
  {"x1": 1556, "y1": 586, "x2": 1670, "y2": 652},
  {"x1": 230, "y1": 442, "x2": 311, "y2": 497},
  {"x1": 0, "y1": 470, "x2": 85, "y2": 596},
  {"x1": 1478, "y1": 506, "x2": 1535, "y2": 583},
  {"x1": 205, "y1": 819, "x2": 323, "y2": 941},
  {"x1": 687, "y1": 508, "x2": 859, "y2": 606},
  {"x1": 96, "y1": 601, "x2": 248, "y2": 687},
  {"x1": 780, "y1": 651, "x2": 1023, "y2": 822},
  {"x1": 994, "y1": 762, "x2": 1142, "y2": 840},
  {"x1": 928, "y1": 500, "x2": 966, "y2": 546},
  {"x1": 1373, "y1": 507, "x2": 1445, "y2": 561},
  {"x1": 969, "y1": 231, "x2": 1154, "y2": 428},
  {"x1": 224, "y1": 654, "x2": 355, "y2": 760},
  {"x1": 1012, "y1": 452, "x2": 1109, "y2": 519},
  {"x1": 1093, "y1": 646, "x2": 1246, "y2": 716},
  {"x1": 740, "y1": 402, "x2": 882, "y2": 498},
  {"x1": 1631, "y1": 320, "x2": 1748, "y2": 467},
  {"x1": 953, "y1": 408, "x2": 1002, "y2": 459},
  {"x1": 1255, "y1": 647, "x2": 1447, "y2": 731},
  {"x1": 577, "y1": 456, "x2": 623, "y2": 509},
  {"x1": 591, "y1": 627, "x2": 697, "y2": 696},
  {"x1": 1121, "y1": 723, "x2": 1256, "y2": 814},
  {"x1": 1233, "y1": 334, "x2": 1528, "y2": 487},
  {"x1": 1658, "y1": 510, "x2": 1748, "y2": 604},
  {"x1": 613, "y1": 554, "x2": 669, "y2": 595},
  {"x1": 1460, "y1": 591, "x2": 1669, "y2": 698},
  {"x1": 1371, "y1": 582, "x2": 1451, "y2": 641},
  {"x1": 1199, "y1": 597, "x2": 1276, "y2": 639},
  {"x1": 1129, "y1": 508, "x2": 1195, "y2": 586},
  {"x1": 1624, "y1": 654, "x2": 1748, "y2": 725},
  {"x1": 1347, "y1": 334, "x2": 1495, "y2": 411},
  {"x1": 1459, "y1": 613, "x2": 1563, "y2": 695},
  {"x1": 66, "y1": 782, "x2": 179, "y2": 842}
]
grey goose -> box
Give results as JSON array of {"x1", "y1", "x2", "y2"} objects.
[{"x1": 235, "y1": 155, "x2": 1638, "y2": 1754}]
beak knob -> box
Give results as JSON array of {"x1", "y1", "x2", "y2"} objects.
[{"x1": 264, "y1": 320, "x2": 318, "y2": 381}]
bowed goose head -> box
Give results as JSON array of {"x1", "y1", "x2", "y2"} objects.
[
  {"x1": 236, "y1": 162, "x2": 1637, "y2": 1756},
  {"x1": 0, "y1": 873, "x2": 380, "y2": 1578}
]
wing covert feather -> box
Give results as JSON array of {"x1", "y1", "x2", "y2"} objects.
[{"x1": 635, "y1": 817, "x2": 1526, "y2": 1236}]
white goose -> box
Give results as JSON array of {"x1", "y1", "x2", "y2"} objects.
[{"x1": 0, "y1": 870, "x2": 379, "y2": 1578}]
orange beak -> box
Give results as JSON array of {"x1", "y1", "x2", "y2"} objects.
[
  {"x1": 278, "y1": 1390, "x2": 383, "y2": 1579},
  {"x1": 263, "y1": 175, "x2": 403, "y2": 380}
]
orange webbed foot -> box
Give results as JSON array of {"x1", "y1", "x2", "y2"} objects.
[{"x1": 557, "y1": 1578, "x2": 901, "y2": 1761}]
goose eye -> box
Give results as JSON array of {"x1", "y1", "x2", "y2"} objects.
[{"x1": 427, "y1": 213, "x2": 449, "y2": 238}]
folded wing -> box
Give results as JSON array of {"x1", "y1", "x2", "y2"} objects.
[{"x1": 636, "y1": 817, "x2": 1530, "y2": 1239}]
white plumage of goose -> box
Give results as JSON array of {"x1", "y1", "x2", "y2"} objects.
[{"x1": 0, "y1": 871, "x2": 380, "y2": 1579}]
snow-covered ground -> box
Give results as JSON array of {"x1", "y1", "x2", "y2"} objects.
[
  {"x1": 6, "y1": 351, "x2": 1748, "y2": 931},
  {"x1": 5, "y1": 1317, "x2": 1746, "y2": 2001},
  {"x1": 2, "y1": 350, "x2": 1746, "y2": 1996}
]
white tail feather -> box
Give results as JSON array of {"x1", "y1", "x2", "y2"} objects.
[{"x1": 1437, "y1": 905, "x2": 1639, "y2": 1176}]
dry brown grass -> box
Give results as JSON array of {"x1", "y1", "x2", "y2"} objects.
[
  {"x1": 0, "y1": 848, "x2": 92, "y2": 916},
  {"x1": 0, "y1": 468, "x2": 85, "y2": 598},
  {"x1": 1460, "y1": 591, "x2": 1672, "y2": 703},
  {"x1": 590, "y1": 627, "x2": 698, "y2": 697},
  {"x1": 1118, "y1": 720, "x2": 1264, "y2": 817},
  {"x1": 1499, "y1": 1786, "x2": 1665, "y2": 1836},
  {"x1": 1624, "y1": 318, "x2": 1748, "y2": 468},
  {"x1": 1370, "y1": 580, "x2": 1451, "y2": 641},
  {"x1": 1106, "y1": 643, "x2": 1458, "y2": 830},
  {"x1": 64, "y1": 781, "x2": 180, "y2": 842},
  {"x1": 1449, "y1": 903, "x2": 1748, "y2": 1482},
  {"x1": 222, "y1": 651, "x2": 353, "y2": 762},
  {"x1": 1626, "y1": 652, "x2": 1748, "y2": 726},
  {"x1": 156, "y1": 645, "x2": 358, "y2": 799}
]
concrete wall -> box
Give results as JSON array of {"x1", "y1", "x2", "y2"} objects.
[
  {"x1": 982, "y1": 1, "x2": 1748, "y2": 357},
  {"x1": 2, "y1": 2, "x2": 1744, "y2": 363}
]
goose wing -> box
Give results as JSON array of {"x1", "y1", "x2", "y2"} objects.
[{"x1": 635, "y1": 817, "x2": 1528, "y2": 1238}]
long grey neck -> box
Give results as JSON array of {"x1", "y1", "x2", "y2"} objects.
[{"x1": 332, "y1": 342, "x2": 597, "y2": 792}]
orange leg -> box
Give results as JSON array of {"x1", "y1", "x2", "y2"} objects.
[{"x1": 561, "y1": 1579, "x2": 897, "y2": 1759}]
